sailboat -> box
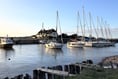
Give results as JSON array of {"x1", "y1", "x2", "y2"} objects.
[
  {"x1": 106, "y1": 26, "x2": 115, "y2": 46},
  {"x1": 84, "y1": 12, "x2": 99, "y2": 47},
  {"x1": 38, "y1": 22, "x2": 47, "y2": 44},
  {"x1": 67, "y1": 41, "x2": 84, "y2": 48},
  {"x1": 100, "y1": 21, "x2": 115, "y2": 47},
  {"x1": 85, "y1": 16, "x2": 115, "y2": 47},
  {"x1": 45, "y1": 11, "x2": 63, "y2": 49},
  {"x1": 67, "y1": 11, "x2": 84, "y2": 48}
]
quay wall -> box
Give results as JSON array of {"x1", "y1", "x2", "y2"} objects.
[
  {"x1": 12, "y1": 37, "x2": 39, "y2": 44},
  {"x1": 0, "y1": 36, "x2": 118, "y2": 45}
]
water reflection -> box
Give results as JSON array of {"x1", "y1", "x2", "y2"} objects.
[
  {"x1": 67, "y1": 47, "x2": 89, "y2": 62},
  {"x1": 68, "y1": 47, "x2": 84, "y2": 53},
  {"x1": 45, "y1": 48, "x2": 63, "y2": 59},
  {"x1": 0, "y1": 44, "x2": 118, "y2": 78},
  {"x1": 0, "y1": 48, "x2": 15, "y2": 62}
]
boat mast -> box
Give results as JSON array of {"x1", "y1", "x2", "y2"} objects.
[
  {"x1": 77, "y1": 11, "x2": 79, "y2": 36},
  {"x1": 90, "y1": 14, "x2": 98, "y2": 40},
  {"x1": 100, "y1": 17, "x2": 105, "y2": 38},
  {"x1": 97, "y1": 16, "x2": 99, "y2": 39},
  {"x1": 77, "y1": 11, "x2": 84, "y2": 41},
  {"x1": 42, "y1": 22, "x2": 44, "y2": 30},
  {"x1": 97, "y1": 17, "x2": 104, "y2": 38},
  {"x1": 107, "y1": 24, "x2": 112, "y2": 39},
  {"x1": 104, "y1": 21, "x2": 109, "y2": 40},
  {"x1": 56, "y1": 11, "x2": 63, "y2": 43},
  {"x1": 82, "y1": 6, "x2": 85, "y2": 42},
  {"x1": 89, "y1": 12, "x2": 92, "y2": 41},
  {"x1": 56, "y1": 11, "x2": 58, "y2": 33}
]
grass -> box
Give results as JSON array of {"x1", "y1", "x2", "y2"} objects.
[{"x1": 65, "y1": 68, "x2": 118, "y2": 79}]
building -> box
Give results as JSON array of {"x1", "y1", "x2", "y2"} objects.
[{"x1": 36, "y1": 29, "x2": 58, "y2": 39}]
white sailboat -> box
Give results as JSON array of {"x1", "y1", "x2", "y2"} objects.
[
  {"x1": 45, "y1": 40, "x2": 63, "y2": 49},
  {"x1": 85, "y1": 16, "x2": 115, "y2": 47},
  {"x1": 84, "y1": 12, "x2": 99, "y2": 47},
  {"x1": 67, "y1": 41, "x2": 84, "y2": 48},
  {"x1": 84, "y1": 15, "x2": 106, "y2": 47},
  {"x1": 67, "y1": 11, "x2": 84, "y2": 48},
  {"x1": 45, "y1": 11, "x2": 63, "y2": 49},
  {"x1": 107, "y1": 25, "x2": 115, "y2": 46}
]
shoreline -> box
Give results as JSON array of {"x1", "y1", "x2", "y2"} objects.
[
  {"x1": 2, "y1": 55, "x2": 118, "y2": 79},
  {"x1": 101, "y1": 55, "x2": 118, "y2": 65},
  {"x1": 1, "y1": 35, "x2": 118, "y2": 45},
  {"x1": 3, "y1": 60, "x2": 95, "y2": 79}
]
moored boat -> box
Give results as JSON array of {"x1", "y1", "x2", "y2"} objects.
[
  {"x1": 67, "y1": 41, "x2": 84, "y2": 48},
  {"x1": 0, "y1": 37, "x2": 13, "y2": 48},
  {"x1": 45, "y1": 41, "x2": 63, "y2": 49},
  {"x1": 67, "y1": 11, "x2": 84, "y2": 48},
  {"x1": 85, "y1": 40, "x2": 115, "y2": 47},
  {"x1": 45, "y1": 11, "x2": 63, "y2": 49}
]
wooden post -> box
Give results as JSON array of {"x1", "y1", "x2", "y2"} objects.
[
  {"x1": 33, "y1": 70, "x2": 39, "y2": 79},
  {"x1": 39, "y1": 70, "x2": 46, "y2": 79},
  {"x1": 55, "y1": 65, "x2": 62, "y2": 70},
  {"x1": 64, "y1": 65, "x2": 69, "y2": 72},
  {"x1": 47, "y1": 67, "x2": 53, "y2": 79},
  {"x1": 110, "y1": 61, "x2": 113, "y2": 69},
  {"x1": 69, "y1": 64, "x2": 76, "y2": 74},
  {"x1": 47, "y1": 73, "x2": 52, "y2": 79},
  {"x1": 75, "y1": 65, "x2": 80, "y2": 74},
  {"x1": 24, "y1": 73, "x2": 32, "y2": 79}
]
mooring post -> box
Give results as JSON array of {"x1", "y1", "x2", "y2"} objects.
[
  {"x1": 110, "y1": 61, "x2": 114, "y2": 69},
  {"x1": 69, "y1": 64, "x2": 76, "y2": 74},
  {"x1": 24, "y1": 73, "x2": 31, "y2": 79},
  {"x1": 79, "y1": 64, "x2": 84, "y2": 73},
  {"x1": 47, "y1": 73, "x2": 52, "y2": 79},
  {"x1": 33, "y1": 69, "x2": 39, "y2": 79},
  {"x1": 75, "y1": 65, "x2": 80, "y2": 74},
  {"x1": 55, "y1": 65, "x2": 62, "y2": 70},
  {"x1": 39, "y1": 70, "x2": 46, "y2": 79},
  {"x1": 64, "y1": 65, "x2": 69, "y2": 72}
]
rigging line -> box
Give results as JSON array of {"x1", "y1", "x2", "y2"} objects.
[
  {"x1": 82, "y1": 6, "x2": 85, "y2": 41},
  {"x1": 78, "y1": 11, "x2": 84, "y2": 38},
  {"x1": 104, "y1": 21, "x2": 109, "y2": 40},
  {"x1": 57, "y1": 11, "x2": 63, "y2": 43},
  {"x1": 56, "y1": 11, "x2": 58, "y2": 33},
  {"x1": 108, "y1": 24, "x2": 112, "y2": 39},
  {"x1": 100, "y1": 17, "x2": 105, "y2": 38},
  {"x1": 77, "y1": 11, "x2": 79, "y2": 35},
  {"x1": 90, "y1": 15, "x2": 99, "y2": 39},
  {"x1": 89, "y1": 12, "x2": 92, "y2": 41},
  {"x1": 78, "y1": 11, "x2": 85, "y2": 42}
]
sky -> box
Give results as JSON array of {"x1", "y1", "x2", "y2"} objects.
[{"x1": 0, "y1": 0, "x2": 118, "y2": 38}]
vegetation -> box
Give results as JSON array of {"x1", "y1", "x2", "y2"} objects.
[
  {"x1": 66, "y1": 68, "x2": 118, "y2": 79},
  {"x1": 37, "y1": 29, "x2": 57, "y2": 34}
]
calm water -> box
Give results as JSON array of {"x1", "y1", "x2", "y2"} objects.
[{"x1": 0, "y1": 44, "x2": 118, "y2": 78}]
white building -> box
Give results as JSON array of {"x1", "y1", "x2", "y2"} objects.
[{"x1": 36, "y1": 29, "x2": 58, "y2": 39}]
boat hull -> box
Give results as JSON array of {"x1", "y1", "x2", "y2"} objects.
[
  {"x1": 0, "y1": 44, "x2": 13, "y2": 48},
  {"x1": 85, "y1": 41, "x2": 115, "y2": 47},
  {"x1": 67, "y1": 41, "x2": 84, "y2": 48},
  {"x1": 45, "y1": 42, "x2": 63, "y2": 49},
  {"x1": 45, "y1": 44, "x2": 62, "y2": 49}
]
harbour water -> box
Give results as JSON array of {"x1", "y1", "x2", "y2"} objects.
[{"x1": 0, "y1": 44, "x2": 118, "y2": 78}]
